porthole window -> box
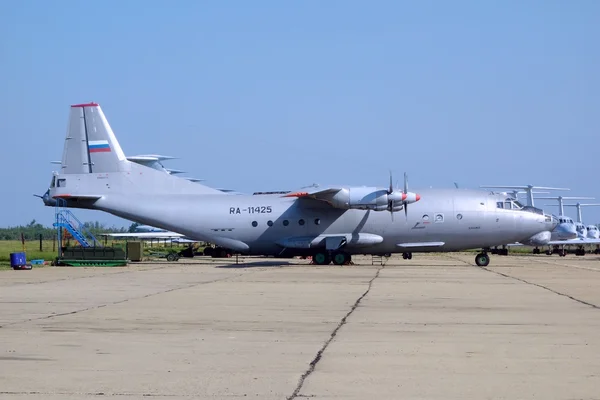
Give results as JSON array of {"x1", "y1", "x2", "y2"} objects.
[
  {"x1": 456, "y1": 214, "x2": 463, "y2": 220},
  {"x1": 314, "y1": 218, "x2": 321, "y2": 225},
  {"x1": 283, "y1": 220, "x2": 289, "y2": 226},
  {"x1": 251, "y1": 221, "x2": 258, "y2": 227},
  {"x1": 267, "y1": 220, "x2": 273, "y2": 227},
  {"x1": 299, "y1": 219, "x2": 305, "y2": 226}
]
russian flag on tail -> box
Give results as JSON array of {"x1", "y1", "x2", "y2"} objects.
[{"x1": 89, "y1": 140, "x2": 111, "y2": 153}]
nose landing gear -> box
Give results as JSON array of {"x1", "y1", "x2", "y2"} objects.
[
  {"x1": 402, "y1": 252, "x2": 412, "y2": 260},
  {"x1": 475, "y1": 252, "x2": 490, "y2": 267}
]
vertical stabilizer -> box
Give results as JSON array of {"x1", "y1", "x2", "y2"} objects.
[{"x1": 61, "y1": 103, "x2": 127, "y2": 174}]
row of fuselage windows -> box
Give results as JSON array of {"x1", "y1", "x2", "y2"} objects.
[{"x1": 251, "y1": 218, "x2": 321, "y2": 227}]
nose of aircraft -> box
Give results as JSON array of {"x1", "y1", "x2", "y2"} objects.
[{"x1": 556, "y1": 223, "x2": 578, "y2": 240}]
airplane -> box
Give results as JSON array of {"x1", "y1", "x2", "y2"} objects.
[
  {"x1": 40, "y1": 102, "x2": 557, "y2": 267},
  {"x1": 538, "y1": 196, "x2": 595, "y2": 239},
  {"x1": 563, "y1": 202, "x2": 600, "y2": 240},
  {"x1": 536, "y1": 196, "x2": 600, "y2": 255}
]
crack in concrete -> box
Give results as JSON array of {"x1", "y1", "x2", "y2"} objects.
[
  {"x1": 287, "y1": 265, "x2": 384, "y2": 400},
  {"x1": 0, "y1": 273, "x2": 246, "y2": 329},
  {"x1": 480, "y1": 266, "x2": 600, "y2": 310},
  {"x1": 511, "y1": 255, "x2": 600, "y2": 273},
  {"x1": 444, "y1": 254, "x2": 600, "y2": 310}
]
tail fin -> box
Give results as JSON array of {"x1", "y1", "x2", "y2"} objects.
[{"x1": 61, "y1": 102, "x2": 128, "y2": 174}]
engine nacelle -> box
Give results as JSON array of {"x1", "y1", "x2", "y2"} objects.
[
  {"x1": 329, "y1": 187, "x2": 389, "y2": 211},
  {"x1": 328, "y1": 187, "x2": 418, "y2": 212},
  {"x1": 521, "y1": 230, "x2": 551, "y2": 246}
]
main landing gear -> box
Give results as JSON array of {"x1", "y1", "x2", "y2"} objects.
[
  {"x1": 490, "y1": 246, "x2": 509, "y2": 256},
  {"x1": 475, "y1": 252, "x2": 490, "y2": 267},
  {"x1": 313, "y1": 251, "x2": 352, "y2": 266},
  {"x1": 402, "y1": 252, "x2": 412, "y2": 260}
]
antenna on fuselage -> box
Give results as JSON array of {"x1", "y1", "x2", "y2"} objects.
[{"x1": 479, "y1": 185, "x2": 569, "y2": 207}]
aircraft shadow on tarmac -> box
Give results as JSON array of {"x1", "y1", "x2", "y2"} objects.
[{"x1": 215, "y1": 260, "x2": 294, "y2": 268}]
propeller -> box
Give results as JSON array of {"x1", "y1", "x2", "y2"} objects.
[
  {"x1": 33, "y1": 189, "x2": 56, "y2": 206},
  {"x1": 403, "y1": 172, "x2": 409, "y2": 219},
  {"x1": 386, "y1": 171, "x2": 420, "y2": 221}
]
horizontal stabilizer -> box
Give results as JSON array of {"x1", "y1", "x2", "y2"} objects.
[
  {"x1": 397, "y1": 242, "x2": 445, "y2": 248},
  {"x1": 127, "y1": 154, "x2": 177, "y2": 162},
  {"x1": 165, "y1": 168, "x2": 186, "y2": 175},
  {"x1": 480, "y1": 185, "x2": 570, "y2": 191}
]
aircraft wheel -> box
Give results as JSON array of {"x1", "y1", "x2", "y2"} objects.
[
  {"x1": 166, "y1": 253, "x2": 177, "y2": 262},
  {"x1": 533, "y1": 248, "x2": 540, "y2": 255},
  {"x1": 475, "y1": 252, "x2": 490, "y2": 267},
  {"x1": 402, "y1": 252, "x2": 409, "y2": 260},
  {"x1": 313, "y1": 251, "x2": 331, "y2": 265},
  {"x1": 545, "y1": 250, "x2": 552, "y2": 255},
  {"x1": 559, "y1": 250, "x2": 566, "y2": 257},
  {"x1": 332, "y1": 252, "x2": 349, "y2": 266}
]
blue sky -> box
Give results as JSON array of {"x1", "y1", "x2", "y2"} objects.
[{"x1": 1, "y1": 0, "x2": 598, "y2": 227}]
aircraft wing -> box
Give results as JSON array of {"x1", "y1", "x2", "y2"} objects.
[
  {"x1": 547, "y1": 238, "x2": 600, "y2": 245},
  {"x1": 282, "y1": 187, "x2": 342, "y2": 205}
]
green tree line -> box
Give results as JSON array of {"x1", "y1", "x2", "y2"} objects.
[{"x1": 0, "y1": 220, "x2": 129, "y2": 241}]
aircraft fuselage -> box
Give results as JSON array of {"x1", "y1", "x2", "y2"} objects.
[{"x1": 57, "y1": 185, "x2": 553, "y2": 256}]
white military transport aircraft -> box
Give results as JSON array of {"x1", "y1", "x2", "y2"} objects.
[{"x1": 40, "y1": 103, "x2": 557, "y2": 266}]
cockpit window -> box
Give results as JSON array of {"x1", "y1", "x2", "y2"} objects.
[
  {"x1": 504, "y1": 201, "x2": 512, "y2": 209},
  {"x1": 512, "y1": 200, "x2": 524, "y2": 209},
  {"x1": 496, "y1": 202, "x2": 504, "y2": 209},
  {"x1": 50, "y1": 176, "x2": 56, "y2": 188}
]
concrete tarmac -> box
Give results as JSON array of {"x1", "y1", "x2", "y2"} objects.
[{"x1": 1, "y1": 253, "x2": 599, "y2": 399}]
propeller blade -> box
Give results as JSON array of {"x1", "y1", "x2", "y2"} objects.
[
  {"x1": 389, "y1": 171, "x2": 393, "y2": 194},
  {"x1": 404, "y1": 172, "x2": 409, "y2": 219}
]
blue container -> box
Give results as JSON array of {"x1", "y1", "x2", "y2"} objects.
[{"x1": 10, "y1": 252, "x2": 26, "y2": 268}]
